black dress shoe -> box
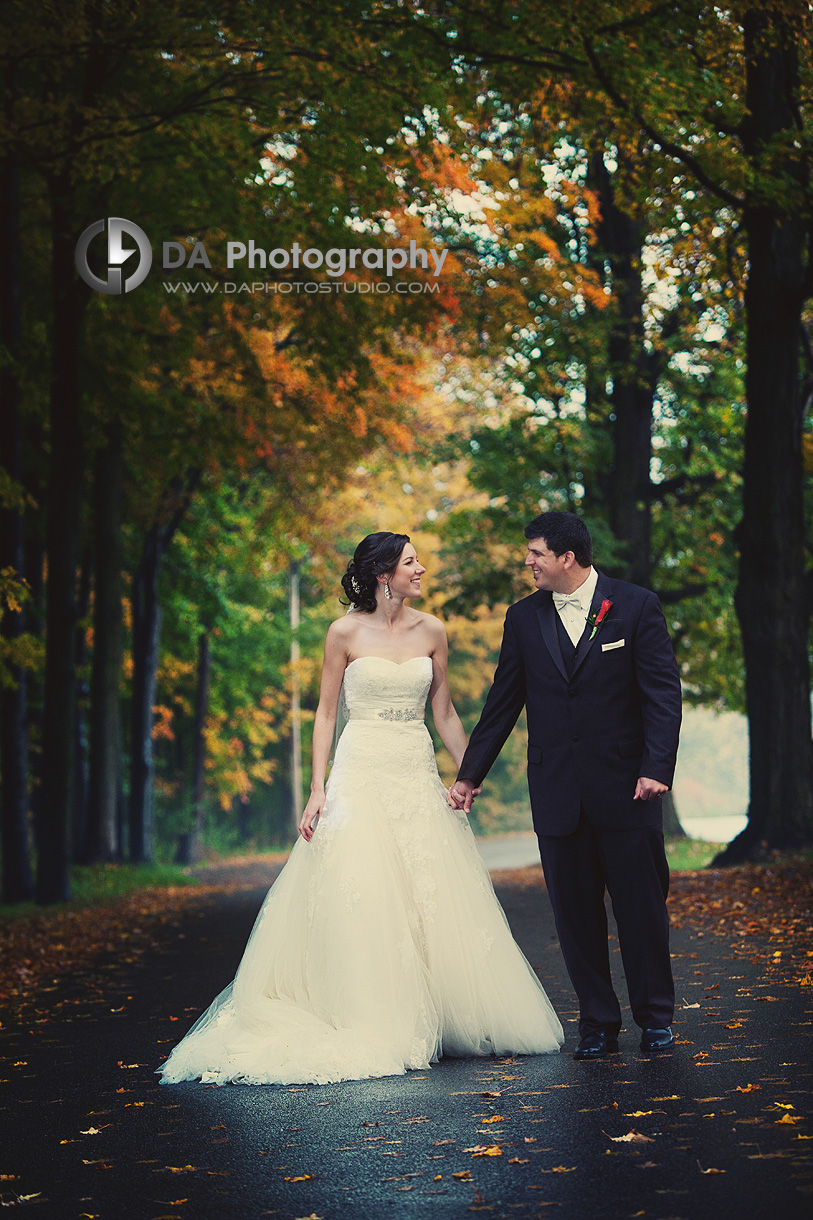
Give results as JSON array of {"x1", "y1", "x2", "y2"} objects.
[
  {"x1": 573, "y1": 1030, "x2": 620, "y2": 1060},
  {"x1": 640, "y1": 1026, "x2": 674, "y2": 1052}
]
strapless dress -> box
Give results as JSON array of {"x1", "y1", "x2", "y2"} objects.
[{"x1": 158, "y1": 656, "x2": 562, "y2": 1085}]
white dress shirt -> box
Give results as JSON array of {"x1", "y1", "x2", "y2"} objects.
[{"x1": 552, "y1": 566, "x2": 598, "y2": 648}]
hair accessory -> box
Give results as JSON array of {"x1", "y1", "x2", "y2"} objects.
[
  {"x1": 350, "y1": 575, "x2": 361, "y2": 595},
  {"x1": 384, "y1": 581, "x2": 392, "y2": 600}
]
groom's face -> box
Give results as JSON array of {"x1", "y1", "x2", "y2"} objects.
[{"x1": 525, "y1": 537, "x2": 570, "y2": 591}]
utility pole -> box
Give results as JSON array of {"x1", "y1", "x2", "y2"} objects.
[{"x1": 289, "y1": 559, "x2": 303, "y2": 837}]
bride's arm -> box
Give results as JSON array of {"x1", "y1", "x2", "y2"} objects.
[
  {"x1": 427, "y1": 621, "x2": 469, "y2": 771},
  {"x1": 298, "y1": 621, "x2": 348, "y2": 841}
]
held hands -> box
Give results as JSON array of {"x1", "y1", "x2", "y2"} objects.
[
  {"x1": 634, "y1": 776, "x2": 668, "y2": 802},
  {"x1": 298, "y1": 789, "x2": 326, "y2": 842},
  {"x1": 447, "y1": 779, "x2": 482, "y2": 814}
]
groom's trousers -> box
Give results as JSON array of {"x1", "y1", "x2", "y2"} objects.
[{"x1": 536, "y1": 807, "x2": 674, "y2": 1038}]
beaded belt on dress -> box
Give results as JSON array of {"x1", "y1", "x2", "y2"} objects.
[{"x1": 347, "y1": 706, "x2": 425, "y2": 723}]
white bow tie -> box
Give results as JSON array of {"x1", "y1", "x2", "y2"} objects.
[{"x1": 553, "y1": 592, "x2": 584, "y2": 611}]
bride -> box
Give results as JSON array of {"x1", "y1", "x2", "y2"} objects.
[{"x1": 158, "y1": 532, "x2": 563, "y2": 1087}]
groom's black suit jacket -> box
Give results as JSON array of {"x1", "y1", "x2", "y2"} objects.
[{"x1": 457, "y1": 572, "x2": 682, "y2": 836}]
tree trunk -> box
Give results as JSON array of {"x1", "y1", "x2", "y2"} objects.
[
  {"x1": 85, "y1": 425, "x2": 124, "y2": 862},
  {"x1": 589, "y1": 151, "x2": 653, "y2": 588},
  {"x1": 175, "y1": 630, "x2": 210, "y2": 865},
  {"x1": 128, "y1": 472, "x2": 200, "y2": 864},
  {"x1": 72, "y1": 546, "x2": 92, "y2": 860},
  {"x1": 129, "y1": 525, "x2": 162, "y2": 864},
  {"x1": 37, "y1": 176, "x2": 87, "y2": 903},
  {"x1": 713, "y1": 10, "x2": 812, "y2": 863},
  {"x1": 23, "y1": 512, "x2": 45, "y2": 880},
  {"x1": 0, "y1": 155, "x2": 34, "y2": 903}
]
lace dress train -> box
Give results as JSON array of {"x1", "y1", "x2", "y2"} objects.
[{"x1": 158, "y1": 656, "x2": 563, "y2": 1086}]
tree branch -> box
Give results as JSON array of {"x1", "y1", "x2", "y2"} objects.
[{"x1": 580, "y1": 36, "x2": 744, "y2": 210}]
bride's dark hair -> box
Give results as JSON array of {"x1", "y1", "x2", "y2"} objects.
[{"x1": 341, "y1": 532, "x2": 410, "y2": 613}]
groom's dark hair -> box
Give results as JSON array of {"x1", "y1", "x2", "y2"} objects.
[{"x1": 524, "y1": 511, "x2": 593, "y2": 568}]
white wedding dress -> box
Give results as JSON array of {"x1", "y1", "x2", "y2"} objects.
[{"x1": 158, "y1": 656, "x2": 563, "y2": 1087}]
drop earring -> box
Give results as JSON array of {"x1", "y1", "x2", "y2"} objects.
[{"x1": 384, "y1": 581, "x2": 392, "y2": 600}]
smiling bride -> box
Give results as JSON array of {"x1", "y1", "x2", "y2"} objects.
[{"x1": 158, "y1": 531, "x2": 563, "y2": 1087}]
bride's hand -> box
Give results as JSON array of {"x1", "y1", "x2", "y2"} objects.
[{"x1": 298, "y1": 790, "x2": 326, "y2": 842}]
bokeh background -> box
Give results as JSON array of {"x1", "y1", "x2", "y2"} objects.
[{"x1": 1, "y1": 0, "x2": 811, "y2": 905}]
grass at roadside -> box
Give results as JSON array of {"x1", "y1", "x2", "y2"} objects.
[
  {"x1": 0, "y1": 861, "x2": 196, "y2": 922},
  {"x1": 665, "y1": 836, "x2": 724, "y2": 871}
]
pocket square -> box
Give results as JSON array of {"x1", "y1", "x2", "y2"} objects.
[{"x1": 601, "y1": 638, "x2": 625, "y2": 652}]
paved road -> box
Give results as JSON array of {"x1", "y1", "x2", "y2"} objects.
[
  {"x1": 476, "y1": 833, "x2": 540, "y2": 871},
  {"x1": 1, "y1": 865, "x2": 810, "y2": 1219}
]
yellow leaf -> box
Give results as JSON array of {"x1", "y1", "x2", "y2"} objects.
[
  {"x1": 465, "y1": 1144, "x2": 503, "y2": 1157},
  {"x1": 776, "y1": 1114, "x2": 801, "y2": 1125},
  {"x1": 284, "y1": 1174, "x2": 315, "y2": 1182},
  {"x1": 609, "y1": 1131, "x2": 654, "y2": 1143},
  {"x1": 625, "y1": 1111, "x2": 654, "y2": 1117},
  {"x1": 480, "y1": 1115, "x2": 506, "y2": 1124}
]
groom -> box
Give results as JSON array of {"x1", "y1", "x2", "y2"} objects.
[{"x1": 450, "y1": 512, "x2": 682, "y2": 1059}]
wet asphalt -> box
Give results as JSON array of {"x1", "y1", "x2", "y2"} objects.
[{"x1": 0, "y1": 866, "x2": 811, "y2": 1220}]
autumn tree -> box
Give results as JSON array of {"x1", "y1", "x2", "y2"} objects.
[
  {"x1": 0, "y1": 0, "x2": 456, "y2": 898},
  {"x1": 404, "y1": 0, "x2": 813, "y2": 857}
]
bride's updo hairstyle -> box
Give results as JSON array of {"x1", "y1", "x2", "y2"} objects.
[{"x1": 341, "y1": 531, "x2": 411, "y2": 613}]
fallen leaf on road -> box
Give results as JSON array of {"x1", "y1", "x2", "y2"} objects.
[
  {"x1": 452, "y1": 1170, "x2": 473, "y2": 1180},
  {"x1": 776, "y1": 1114, "x2": 802, "y2": 1125},
  {"x1": 735, "y1": 1084, "x2": 759, "y2": 1092},
  {"x1": 608, "y1": 1131, "x2": 654, "y2": 1144},
  {"x1": 284, "y1": 1174, "x2": 315, "y2": 1182},
  {"x1": 464, "y1": 1145, "x2": 503, "y2": 1157}
]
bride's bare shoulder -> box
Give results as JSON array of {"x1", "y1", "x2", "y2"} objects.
[
  {"x1": 411, "y1": 610, "x2": 447, "y2": 639},
  {"x1": 326, "y1": 612, "x2": 369, "y2": 644}
]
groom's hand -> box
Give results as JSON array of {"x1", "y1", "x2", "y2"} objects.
[
  {"x1": 634, "y1": 776, "x2": 668, "y2": 801},
  {"x1": 448, "y1": 779, "x2": 482, "y2": 813}
]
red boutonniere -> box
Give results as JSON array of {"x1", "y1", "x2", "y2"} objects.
[{"x1": 588, "y1": 599, "x2": 613, "y2": 640}]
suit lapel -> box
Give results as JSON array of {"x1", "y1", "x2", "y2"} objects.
[
  {"x1": 535, "y1": 592, "x2": 569, "y2": 682},
  {"x1": 571, "y1": 570, "x2": 615, "y2": 678}
]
